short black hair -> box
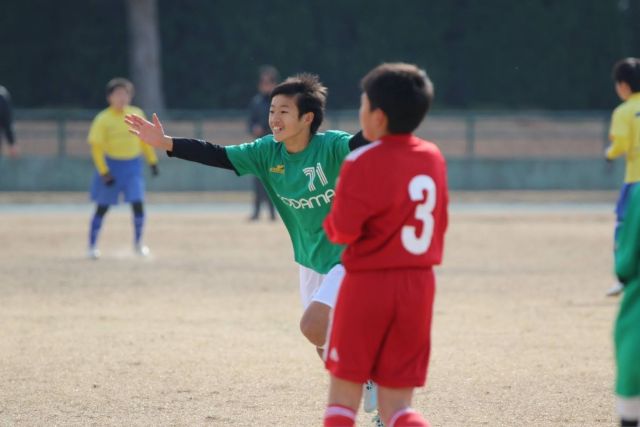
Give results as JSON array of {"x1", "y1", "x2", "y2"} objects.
[
  {"x1": 271, "y1": 73, "x2": 327, "y2": 134},
  {"x1": 106, "y1": 77, "x2": 134, "y2": 97},
  {"x1": 361, "y1": 63, "x2": 433, "y2": 134},
  {"x1": 612, "y1": 58, "x2": 640, "y2": 93}
]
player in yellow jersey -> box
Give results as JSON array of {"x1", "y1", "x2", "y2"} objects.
[
  {"x1": 605, "y1": 58, "x2": 640, "y2": 297},
  {"x1": 87, "y1": 78, "x2": 159, "y2": 259}
]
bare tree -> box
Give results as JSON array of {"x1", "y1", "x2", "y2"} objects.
[{"x1": 125, "y1": 0, "x2": 165, "y2": 114}]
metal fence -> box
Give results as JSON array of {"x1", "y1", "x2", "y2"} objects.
[{"x1": 12, "y1": 109, "x2": 610, "y2": 159}]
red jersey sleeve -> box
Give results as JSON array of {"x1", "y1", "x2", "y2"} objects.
[{"x1": 323, "y1": 156, "x2": 374, "y2": 245}]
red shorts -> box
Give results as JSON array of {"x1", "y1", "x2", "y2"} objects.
[{"x1": 325, "y1": 268, "x2": 435, "y2": 388}]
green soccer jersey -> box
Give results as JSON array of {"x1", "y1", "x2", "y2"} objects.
[{"x1": 226, "y1": 131, "x2": 351, "y2": 274}]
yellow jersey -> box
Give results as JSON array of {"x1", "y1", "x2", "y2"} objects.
[
  {"x1": 88, "y1": 105, "x2": 158, "y2": 175},
  {"x1": 607, "y1": 93, "x2": 640, "y2": 183}
]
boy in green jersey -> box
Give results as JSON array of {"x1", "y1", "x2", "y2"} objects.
[
  {"x1": 613, "y1": 183, "x2": 640, "y2": 426},
  {"x1": 125, "y1": 74, "x2": 381, "y2": 417}
]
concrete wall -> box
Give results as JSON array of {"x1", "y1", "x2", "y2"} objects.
[
  {"x1": 0, "y1": 156, "x2": 624, "y2": 192},
  {"x1": 0, "y1": 157, "x2": 251, "y2": 192},
  {"x1": 447, "y1": 157, "x2": 623, "y2": 190}
]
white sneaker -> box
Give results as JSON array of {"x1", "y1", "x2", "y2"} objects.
[
  {"x1": 363, "y1": 380, "x2": 378, "y2": 413},
  {"x1": 135, "y1": 244, "x2": 150, "y2": 257},
  {"x1": 606, "y1": 282, "x2": 624, "y2": 297},
  {"x1": 87, "y1": 247, "x2": 101, "y2": 260},
  {"x1": 372, "y1": 412, "x2": 385, "y2": 427}
]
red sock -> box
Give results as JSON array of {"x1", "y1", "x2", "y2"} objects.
[
  {"x1": 389, "y1": 408, "x2": 430, "y2": 427},
  {"x1": 323, "y1": 404, "x2": 356, "y2": 427}
]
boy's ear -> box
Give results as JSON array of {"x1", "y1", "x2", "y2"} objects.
[
  {"x1": 616, "y1": 81, "x2": 632, "y2": 100},
  {"x1": 303, "y1": 111, "x2": 314, "y2": 125},
  {"x1": 373, "y1": 108, "x2": 388, "y2": 131}
]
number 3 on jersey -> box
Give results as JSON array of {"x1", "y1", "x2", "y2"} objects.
[{"x1": 401, "y1": 175, "x2": 436, "y2": 255}]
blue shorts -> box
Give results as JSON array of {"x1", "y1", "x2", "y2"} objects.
[
  {"x1": 616, "y1": 183, "x2": 638, "y2": 223},
  {"x1": 90, "y1": 157, "x2": 145, "y2": 205}
]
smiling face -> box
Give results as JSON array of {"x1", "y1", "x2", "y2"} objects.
[{"x1": 269, "y1": 94, "x2": 313, "y2": 142}]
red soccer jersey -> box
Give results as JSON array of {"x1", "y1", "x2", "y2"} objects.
[{"x1": 323, "y1": 134, "x2": 448, "y2": 271}]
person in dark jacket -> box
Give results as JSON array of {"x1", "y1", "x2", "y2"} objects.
[
  {"x1": 247, "y1": 66, "x2": 279, "y2": 221},
  {"x1": 0, "y1": 85, "x2": 17, "y2": 157}
]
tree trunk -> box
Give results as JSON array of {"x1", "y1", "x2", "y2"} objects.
[{"x1": 125, "y1": 0, "x2": 165, "y2": 114}]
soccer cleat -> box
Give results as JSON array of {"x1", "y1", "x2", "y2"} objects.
[
  {"x1": 87, "y1": 246, "x2": 101, "y2": 260},
  {"x1": 363, "y1": 380, "x2": 378, "y2": 413},
  {"x1": 372, "y1": 413, "x2": 385, "y2": 427},
  {"x1": 135, "y1": 244, "x2": 150, "y2": 257},
  {"x1": 606, "y1": 282, "x2": 624, "y2": 297}
]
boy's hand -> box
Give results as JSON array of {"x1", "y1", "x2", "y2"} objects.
[
  {"x1": 604, "y1": 156, "x2": 613, "y2": 174},
  {"x1": 150, "y1": 164, "x2": 159, "y2": 177},
  {"x1": 125, "y1": 113, "x2": 173, "y2": 151},
  {"x1": 101, "y1": 172, "x2": 115, "y2": 186}
]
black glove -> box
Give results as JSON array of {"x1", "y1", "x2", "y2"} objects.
[
  {"x1": 101, "y1": 172, "x2": 115, "y2": 186},
  {"x1": 150, "y1": 164, "x2": 159, "y2": 177}
]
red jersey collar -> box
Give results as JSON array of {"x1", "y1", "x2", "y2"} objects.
[{"x1": 378, "y1": 133, "x2": 415, "y2": 144}]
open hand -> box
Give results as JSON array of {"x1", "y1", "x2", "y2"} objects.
[{"x1": 125, "y1": 113, "x2": 173, "y2": 151}]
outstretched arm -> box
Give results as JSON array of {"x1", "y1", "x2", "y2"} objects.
[{"x1": 125, "y1": 113, "x2": 236, "y2": 171}]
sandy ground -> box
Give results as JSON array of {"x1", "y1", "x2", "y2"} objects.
[
  {"x1": 0, "y1": 190, "x2": 619, "y2": 205},
  {"x1": 0, "y1": 197, "x2": 620, "y2": 426}
]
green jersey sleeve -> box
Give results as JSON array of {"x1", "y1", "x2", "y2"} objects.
[
  {"x1": 225, "y1": 135, "x2": 275, "y2": 178},
  {"x1": 324, "y1": 130, "x2": 352, "y2": 163}
]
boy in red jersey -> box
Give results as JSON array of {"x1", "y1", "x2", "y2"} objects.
[{"x1": 322, "y1": 63, "x2": 448, "y2": 427}]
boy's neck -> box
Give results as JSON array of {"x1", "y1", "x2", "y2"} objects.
[
  {"x1": 109, "y1": 105, "x2": 127, "y2": 113},
  {"x1": 369, "y1": 131, "x2": 389, "y2": 141},
  {"x1": 283, "y1": 129, "x2": 312, "y2": 153}
]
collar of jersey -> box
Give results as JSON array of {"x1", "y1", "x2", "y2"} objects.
[
  {"x1": 107, "y1": 106, "x2": 128, "y2": 116},
  {"x1": 379, "y1": 133, "x2": 415, "y2": 144},
  {"x1": 281, "y1": 134, "x2": 317, "y2": 161},
  {"x1": 629, "y1": 93, "x2": 640, "y2": 102}
]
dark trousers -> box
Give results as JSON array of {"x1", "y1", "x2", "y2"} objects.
[{"x1": 251, "y1": 177, "x2": 275, "y2": 220}]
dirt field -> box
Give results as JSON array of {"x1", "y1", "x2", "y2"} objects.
[{"x1": 0, "y1": 195, "x2": 620, "y2": 426}]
